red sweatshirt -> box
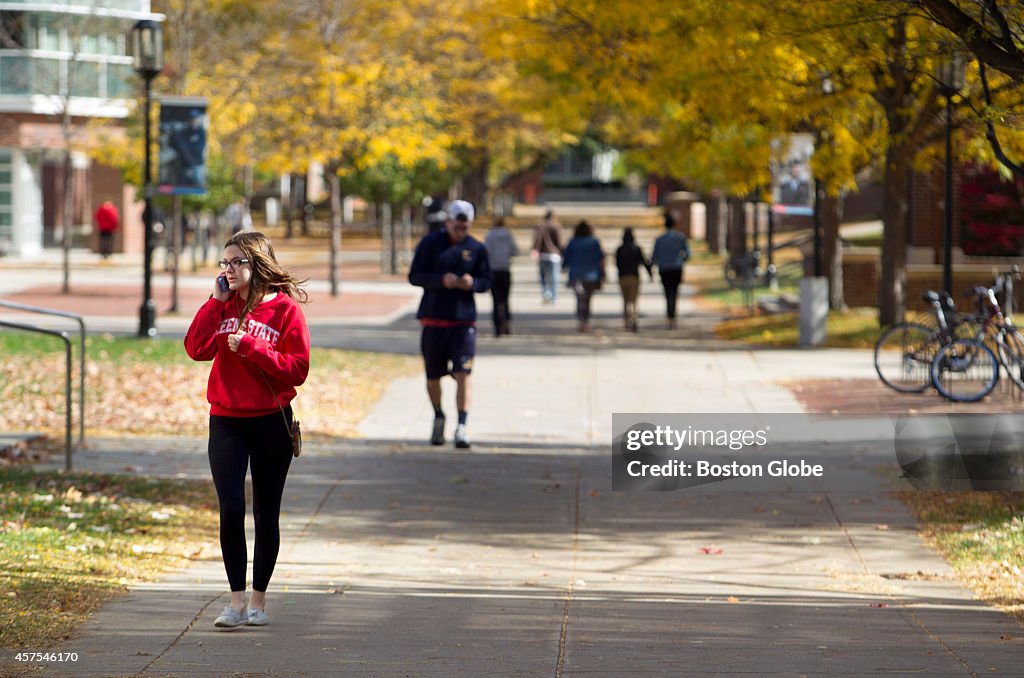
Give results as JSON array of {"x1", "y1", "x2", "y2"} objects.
[{"x1": 184, "y1": 292, "x2": 310, "y2": 417}]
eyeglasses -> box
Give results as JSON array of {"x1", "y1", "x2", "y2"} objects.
[{"x1": 217, "y1": 258, "x2": 249, "y2": 270}]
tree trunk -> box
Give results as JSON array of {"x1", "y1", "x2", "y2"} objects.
[
  {"x1": 705, "y1": 193, "x2": 726, "y2": 254},
  {"x1": 380, "y1": 202, "x2": 395, "y2": 274},
  {"x1": 821, "y1": 192, "x2": 846, "y2": 311},
  {"x1": 284, "y1": 174, "x2": 294, "y2": 239},
  {"x1": 329, "y1": 173, "x2": 341, "y2": 297},
  {"x1": 879, "y1": 155, "x2": 910, "y2": 325},
  {"x1": 300, "y1": 175, "x2": 310, "y2": 237},
  {"x1": 463, "y1": 152, "x2": 489, "y2": 211},
  {"x1": 61, "y1": 148, "x2": 73, "y2": 294},
  {"x1": 726, "y1": 196, "x2": 747, "y2": 256}
]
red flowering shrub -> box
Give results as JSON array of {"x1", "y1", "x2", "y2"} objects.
[{"x1": 961, "y1": 168, "x2": 1024, "y2": 256}]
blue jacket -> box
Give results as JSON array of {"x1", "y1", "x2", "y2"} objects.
[
  {"x1": 651, "y1": 230, "x2": 690, "y2": 272},
  {"x1": 562, "y1": 235, "x2": 605, "y2": 283},
  {"x1": 409, "y1": 229, "x2": 492, "y2": 322}
]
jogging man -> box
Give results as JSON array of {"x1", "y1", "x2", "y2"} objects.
[{"x1": 408, "y1": 199, "x2": 492, "y2": 448}]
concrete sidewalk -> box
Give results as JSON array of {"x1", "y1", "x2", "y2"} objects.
[
  {"x1": 19, "y1": 357, "x2": 1024, "y2": 676},
  {"x1": 5, "y1": 247, "x2": 1024, "y2": 676}
]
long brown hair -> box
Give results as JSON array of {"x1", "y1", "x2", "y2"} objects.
[{"x1": 225, "y1": 231, "x2": 308, "y2": 322}]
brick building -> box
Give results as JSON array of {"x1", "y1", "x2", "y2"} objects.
[{"x1": 0, "y1": 1, "x2": 160, "y2": 257}]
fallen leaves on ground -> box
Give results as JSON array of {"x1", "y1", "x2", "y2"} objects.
[
  {"x1": 0, "y1": 348, "x2": 417, "y2": 439},
  {"x1": 898, "y1": 491, "x2": 1024, "y2": 623},
  {"x1": 0, "y1": 468, "x2": 218, "y2": 648}
]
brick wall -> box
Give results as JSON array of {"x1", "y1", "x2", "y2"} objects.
[
  {"x1": 842, "y1": 249, "x2": 880, "y2": 307},
  {"x1": 908, "y1": 164, "x2": 964, "y2": 263},
  {"x1": 840, "y1": 247, "x2": 1024, "y2": 314}
]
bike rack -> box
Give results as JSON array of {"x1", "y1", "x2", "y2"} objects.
[
  {"x1": 0, "y1": 319, "x2": 73, "y2": 471},
  {"x1": 0, "y1": 300, "x2": 86, "y2": 447}
]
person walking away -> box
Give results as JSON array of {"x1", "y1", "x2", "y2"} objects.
[
  {"x1": 562, "y1": 220, "x2": 605, "y2": 333},
  {"x1": 94, "y1": 200, "x2": 119, "y2": 260},
  {"x1": 615, "y1": 227, "x2": 652, "y2": 332},
  {"x1": 651, "y1": 214, "x2": 691, "y2": 329},
  {"x1": 408, "y1": 199, "x2": 492, "y2": 449},
  {"x1": 531, "y1": 209, "x2": 564, "y2": 303},
  {"x1": 484, "y1": 216, "x2": 519, "y2": 336},
  {"x1": 184, "y1": 231, "x2": 310, "y2": 629}
]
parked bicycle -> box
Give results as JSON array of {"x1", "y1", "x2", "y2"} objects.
[
  {"x1": 874, "y1": 290, "x2": 974, "y2": 393},
  {"x1": 722, "y1": 232, "x2": 813, "y2": 290},
  {"x1": 874, "y1": 269, "x2": 1023, "y2": 402}
]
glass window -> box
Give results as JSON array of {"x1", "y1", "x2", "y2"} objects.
[
  {"x1": 0, "y1": 54, "x2": 31, "y2": 94},
  {"x1": 28, "y1": 14, "x2": 63, "y2": 51},
  {"x1": 32, "y1": 56, "x2": 60, "y2": 96},
  {"x1": 97, "y1": 30, "x2": 117, "y2": 56},
  {"x1": 70, "y1": 59, "x2": 99, "y2": 97},
  {"x1": 106, "y1": 62, "x2": 134, "y2": 98},
  {"x1": 77, "y1": 33, "x2": 99, "y2": 56}
]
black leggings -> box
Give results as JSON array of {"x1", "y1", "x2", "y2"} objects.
[{"x1": 208, "y1": 409, "x2": 293, "y2": 592}]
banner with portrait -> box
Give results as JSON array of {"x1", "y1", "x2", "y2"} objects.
[
  {"x1": 157, "y1": 97, "x2": 208, "y2": 195},
  {"x1": 771, "y1": 134, "x2": 814, "y2": 217}
]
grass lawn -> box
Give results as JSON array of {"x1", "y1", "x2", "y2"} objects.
[
  {"x1": 713, "y1": 307, "x2": 882, "y2": 348},
  {"x1": 0, "y1": 468, "x2": 219, "y2": 648},
  {"x1": 899, "y1": 491, "x2": 1024, "y2": 623},
  {"x1": 0, "y1": 333, "x2": 419, "y2": 439}
]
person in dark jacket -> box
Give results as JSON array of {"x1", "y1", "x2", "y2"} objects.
[
  {"x1": 651, "y1": 213, "x2": 691, "y2": 329},
  {"x1": 615, "y1": 227, "x2": 652, "y2": 332},
  {"x1": 562, "y1": 220, "x2": 605, "y2": 333},
  {"x1": 408, "y1": 199, "x2": 492, "y2": 449}
]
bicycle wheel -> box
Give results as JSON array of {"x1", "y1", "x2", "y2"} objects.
[
  {"x1": 996, "y1": 326, "x2": 1024, "y2": 390},
  {"x1": 723, "y1": 256, "x2": 758, "y2": 290},
  {"x1": 874, "y1": 323, "x2": 941, "y2": 393},
  {"x1": 931, "y1": 339, "x2": 1000, "y2": 402}
]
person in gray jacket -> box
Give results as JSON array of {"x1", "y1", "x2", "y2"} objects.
[{"x1": 484, "y1": 217, "x2": 519, "y2": 336}]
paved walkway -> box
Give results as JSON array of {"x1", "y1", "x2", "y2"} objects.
[{"x1": 3, "y1": 242, "x2": 1023, "y2": 676}]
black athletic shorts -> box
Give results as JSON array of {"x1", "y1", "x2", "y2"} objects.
[{"x1": 421, "y1": 324, "x2": 476, "y2": 379}]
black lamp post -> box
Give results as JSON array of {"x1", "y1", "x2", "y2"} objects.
[
  {"x1": 132, "y1": 19, "x2": 163, "y2": 338},
  {"x1": 936, "y1": 52, "x2": 966, "y2": 295},
  {"x1": 812, "y1": 73, "x2": 835, "y2": 279}
]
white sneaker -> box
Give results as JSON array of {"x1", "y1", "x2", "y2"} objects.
[
  {"x1": 247, "y1": 608, "x2": 269, "y2": 626},
  {"x1": 214, "y1": 605, "x2": 247, "y2": 628},
  {"x1": 454, "y1": 424, "x2": 470, "y2": 449}
]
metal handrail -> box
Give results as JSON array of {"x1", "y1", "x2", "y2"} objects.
[
  {"x1": 0, "y1": 319, "x2": 73, "y2": 471},
  {"x1": 0, "y1": 300, "x2": 85, "y2": 446}
]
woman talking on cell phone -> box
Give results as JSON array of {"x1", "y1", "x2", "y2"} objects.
[{"x1": 184, "y1": 231, "x2": 310, "y2": 629}]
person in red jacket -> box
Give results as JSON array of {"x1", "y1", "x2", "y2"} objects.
[
  {"x1": 184, "y1": 231, "x2": 310, "y2": 629},
  {"x1": 94, "y1": 200, "x2": 119, "y2": 259}
]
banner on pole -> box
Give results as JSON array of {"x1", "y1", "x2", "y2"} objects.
[{"x1": 158, "y1": 97, "x2": 208, "y2": 195}]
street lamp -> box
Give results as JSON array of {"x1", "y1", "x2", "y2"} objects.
[
  {"x1": 132, "y1": 19, "x2": 163, "y2": 338},
  {"x1": 812, "y1": 73, "x2": 834, "y2": 279},
  {"x1": 936, "y1": 52, "x2": 966, "y2": 295}
]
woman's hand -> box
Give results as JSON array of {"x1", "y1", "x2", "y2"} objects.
[
  {"x1": 212, "y1": 275, "x2": 230, "y2": 302},
  {"x1": 227, "y1": 328, "x2": 245, "y2": 352}
]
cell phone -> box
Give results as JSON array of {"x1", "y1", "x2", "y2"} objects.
[{"x1": 217, "y1": 275, "x2": 229, "y2": 292}]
